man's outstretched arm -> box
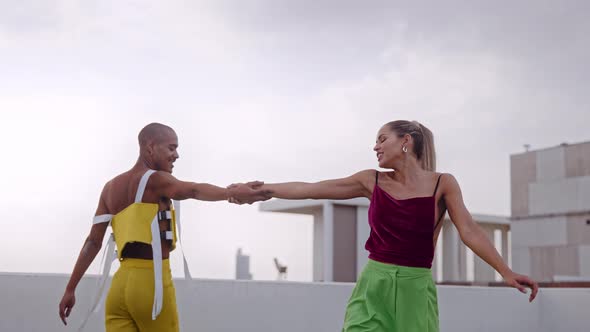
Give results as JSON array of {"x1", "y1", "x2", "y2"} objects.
[{"x1": 152, "y1": 172, "x2": 271, "y2": 204}]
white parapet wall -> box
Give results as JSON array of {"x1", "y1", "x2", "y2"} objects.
[{"x1": 0, "y1": 273, "x2": 588, "y2": 332}]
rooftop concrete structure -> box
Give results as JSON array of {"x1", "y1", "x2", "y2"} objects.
[{"x1": 511, "y1": 141, "x2": 590, "y2": 281}]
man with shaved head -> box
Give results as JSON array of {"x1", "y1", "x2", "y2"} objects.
[{"x1": 58, "y1": 122, "x2": 270, "y2": 331}]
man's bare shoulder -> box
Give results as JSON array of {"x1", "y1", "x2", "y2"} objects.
[
  {"x1": 146, "y1": 171, "x2": 184, "y2": 194},
  {"x1": 149, "y1": 170, "x2": 178, "y2": 183},
  {"x1": 102, "y1": 171, "x2": 126, "y2": 189},
  {"x1": 99, "y1": 170, "x2": 136, "y2": 199},
  {"x1": 141, "y1": 171, "x2": 182, "y2": 202}
]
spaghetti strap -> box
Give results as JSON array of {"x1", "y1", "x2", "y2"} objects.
[
  {"x1": 432, "y1": 174, "x2": 445, "y2": 230},
  {"x1": 432, "y1": 174, "x2": 443, "y2": 196},
  {"x1": 375, "y1": 170, "x2": 379, "y2": 186}
]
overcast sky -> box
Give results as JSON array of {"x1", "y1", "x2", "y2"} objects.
[{"x1": 1, "y1": 0, "x2": 588, "y2": 281}]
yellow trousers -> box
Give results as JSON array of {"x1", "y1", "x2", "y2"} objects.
[{"x1": 105, "y1": 258, "x2": 179, "y2": 332}]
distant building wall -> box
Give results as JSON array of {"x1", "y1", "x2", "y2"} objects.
[{"x1": 511, "y1": 141, "x2": 590, "y2": 281}]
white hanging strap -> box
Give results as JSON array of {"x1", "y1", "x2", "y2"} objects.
[
  {"x1": 135, "y1": 170, "x2": 157, "y2": 203},
  {"x1": 93, "y1": 234, "x2": 117, "y2": 313},
  {"x1": 92, "y1": 214, "x2": 113, "y2": 224},
  {"x1": 78, "y1": 233, "x2": 117, "y2": 331},
  {"x1": 150, "y1": 214, "x2": 164, "y2": 320},
  {"x1": 173, "y1": 200, "x2": 192, "y2": 280}
]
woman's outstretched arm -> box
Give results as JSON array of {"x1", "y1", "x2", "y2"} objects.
[
  {"x1": 231, "y1": 170, "x2": 375, "y2": 202},
  {"x1": 443, "y1": 173, "x2": 539, "y2": 302}
]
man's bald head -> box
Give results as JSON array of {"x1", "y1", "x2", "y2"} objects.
[
  {"x1": 138, "y1": 123, "x2": 179, "y2": 173},
  {"x1": 138, "y1": 123, "x2": 176, "y2": 147}
]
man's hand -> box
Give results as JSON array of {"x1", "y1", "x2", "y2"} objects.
[
  {"x1": 503, "y1": 270, "x2": 539, "y2": 302},
  {"x1": 58, "y1": 290, "x2": 76, "y2": 325},
  {"x1": 227, "y1": 181, "x2": 272, "y2": 204}
]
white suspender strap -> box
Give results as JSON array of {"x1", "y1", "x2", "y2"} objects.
[
  {"x1": 173, "y1": 200, "x2": 192, "y2": 280},
  {"x1": 135, "y1": 170, "x2": 156, "y2": 203}
]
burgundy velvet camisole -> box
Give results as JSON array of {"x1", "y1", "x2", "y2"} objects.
[{"x1": 365, "y1": 171, "x2": 445, "y2": 268}]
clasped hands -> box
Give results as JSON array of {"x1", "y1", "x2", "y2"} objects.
[{"x1": 226, "y1": 181, "x2": 272, "y2": 205}]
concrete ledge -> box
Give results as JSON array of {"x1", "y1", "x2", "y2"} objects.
[{"x1": 1, "y1": 273, "x2": 588, "y2": 332}]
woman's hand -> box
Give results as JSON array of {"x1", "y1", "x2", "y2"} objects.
[{"x1": 502, "y1": 270, "x2": 539, "y2": 302}]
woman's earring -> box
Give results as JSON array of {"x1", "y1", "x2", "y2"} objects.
[{"x1": 402, "y1": 146, "x2": 408, "y2": 153}]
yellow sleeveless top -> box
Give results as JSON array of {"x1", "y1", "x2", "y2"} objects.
[{"x1": 111, "y1": 202, "x2": 178, "y2": 258}]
